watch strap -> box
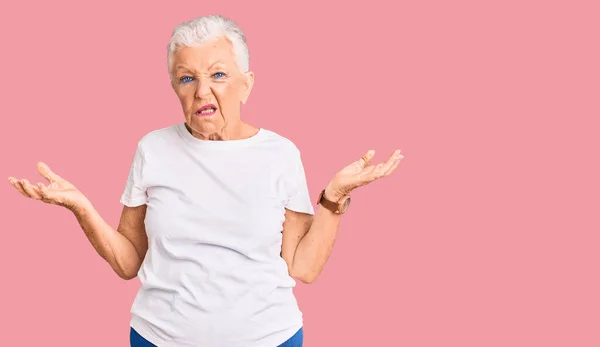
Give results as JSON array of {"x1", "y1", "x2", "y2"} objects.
[{"x1": 317, "y1": 189, "x2": 344, "y2": 214}]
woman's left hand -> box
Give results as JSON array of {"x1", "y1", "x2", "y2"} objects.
[{"x1": 324, "y1": 149, "x2": 404, "y2": 201}]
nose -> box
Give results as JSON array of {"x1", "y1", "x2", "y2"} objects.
[{"x1": 195, "y1": 76, "x2": 211, "y2": 98}]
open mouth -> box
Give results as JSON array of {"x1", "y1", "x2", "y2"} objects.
[{"x1": 195, "y1": 104, "x2": 217, "y2": 117}]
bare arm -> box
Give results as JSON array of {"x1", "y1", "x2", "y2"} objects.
[
  {"x1": 73, "y1": 202, "x2": 148, "y2": 280},
  {"x1": 281, "y1": 149, "x2": 404, "y2": 283},
  {"x1": 281, "y1": 196, "x2": 341, "y2": 284},
  {"x1": 8, "y1": 162, "x2": 148, "y2": 281}
]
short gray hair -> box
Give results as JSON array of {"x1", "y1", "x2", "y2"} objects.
[{"x1": 167, "y1": 15, "x2": 250, "y2": 77}]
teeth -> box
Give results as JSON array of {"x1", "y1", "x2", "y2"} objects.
[{"x1": 200, "y1": 108, "x2": 215, "y2": 114}]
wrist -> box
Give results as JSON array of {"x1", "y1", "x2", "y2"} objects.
[
  {"x1": 318, "y1": 186, "x2": 352, "y2": 215},
  {"x1": 324, "y1": 184, "x2": 347, "y2": 202},
  {"x1": 69, "y1": 197, "x2": 93, "y2": 216}
]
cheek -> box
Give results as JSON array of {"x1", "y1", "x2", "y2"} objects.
[
  {"x1": 212, "y1": 82, "x2": 240, "y2": 107},
  {"x1": 176, "y1": 88, "x2": 195, "y2": 108}
]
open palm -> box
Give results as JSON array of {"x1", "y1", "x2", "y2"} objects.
[
  {"x1": 326, "y1": 149, "x2": 404, "y2": 200},
  {"x1": 8, "y1": 162, "x2": 87, "y2": 211}
]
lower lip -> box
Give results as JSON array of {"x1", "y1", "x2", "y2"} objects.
[{"x1": 195, "y1": 109, "x2": 216, "y2": 117}]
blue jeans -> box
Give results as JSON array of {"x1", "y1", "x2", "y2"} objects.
[{"x1": 130, "y1": 327, "x2": 303, "y2": 346}]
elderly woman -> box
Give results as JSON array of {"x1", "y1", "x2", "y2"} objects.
[{"x1": 8, "y1": 15, "x2": 403, "y2": 347}]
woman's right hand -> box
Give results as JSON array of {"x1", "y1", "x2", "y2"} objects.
[{"x1": 8, "y1": 162, "x2": 89, "y2": 213}]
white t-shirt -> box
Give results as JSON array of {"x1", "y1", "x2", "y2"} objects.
[{"x1": 120, "y1": 122, "x2": 315, "y2": 347}]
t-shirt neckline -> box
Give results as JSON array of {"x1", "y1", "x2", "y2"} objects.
[{"x1": 176, "y1": 122, "x2": 265, "y2": 149}]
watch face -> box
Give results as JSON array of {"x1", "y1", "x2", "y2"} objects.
[{"x1": 341, "y1": 197, "x2": 351, "y2": 213}]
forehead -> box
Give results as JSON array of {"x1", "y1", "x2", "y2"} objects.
[{"x1": 171, "y1": 36, "x2": 237, "y2": 71}]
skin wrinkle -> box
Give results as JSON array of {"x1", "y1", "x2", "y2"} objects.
[
  {"x1": 7, "y1": 19, "x2": 405, "y2": 304},
  {"x1": 213, "y1": 84, "x2": 229, "y2": 139},
  {"x1": 170, "y1": 36, "x2": 256, "y2": 142}
]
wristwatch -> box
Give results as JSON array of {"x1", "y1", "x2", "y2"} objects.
[{"x1": 317, "y1": 189, "x2": 351, "y2": 214}]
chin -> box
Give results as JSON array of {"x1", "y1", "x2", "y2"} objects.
[{"x1": 188, "y1": 116, "x2": 220, "y2": 133}]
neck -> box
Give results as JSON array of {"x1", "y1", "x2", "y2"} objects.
[{"x1": 185, "y1": 121, "x2": 259, "y2": 141}]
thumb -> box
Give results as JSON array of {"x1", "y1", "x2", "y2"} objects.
[
  {"x1": 36, "y1": 162, "x2": 62, "y2": 183},
  {"x1": 358, "y1": 150, "x2": 375, "y2": 168}
]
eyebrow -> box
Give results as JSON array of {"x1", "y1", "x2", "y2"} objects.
[
  {"x1": 209, "y1": 61, "x2": 226, "y2": 68},
  {"x1": 175, "y1": 61, "x2": 226, "y2": 72},
  {"x1": 175, "y1": 65, "x2": 194, "y2": 72}
]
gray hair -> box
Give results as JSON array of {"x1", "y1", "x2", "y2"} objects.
[{"x1": 167, "y1": 15, "x2": 250, "y2": 78}]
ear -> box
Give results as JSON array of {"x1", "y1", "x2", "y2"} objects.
[{"x1": 241, "y1": 71, "x2": 255, "y2": 105}]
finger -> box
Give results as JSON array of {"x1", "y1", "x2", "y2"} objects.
[
  {"x1": 360, "y1": 163, "x2": 386, "y2": 182},
  {"x1": 383, "y1": 154, "x2": 404, "y2": 176},
  {"x1": 358, "y1": 150, "x2": 375, "y2": 168},
  {"x1": 380, "y1": 150, "x2": 403, "y2": 176},
  {"x1": 380, "y1": 150, "x2": 401, "y2": 172},
  {"x1": 37, "y1": 182, "x2": 57, "y2": 203},
  {"x1": 37, "y1": 162, "x2": 62, "y2": 183},
  {"x1": 12, "y1": 179, "x2": 32, "y2": 198},
  {"x1": 361, "y1": 150, "x2": 398, "y2": 177},
  {"x1": 8, "y1": 177, "x2": 19, "y2": 187},
  {"x1": 359, "y1": 150, "x2": 399, "y2": 182},
  {"x1": 368, "y1": 164, "x2": 388, "y2": 183},
  {"x1": 21, "y1": 179, "x2": 43, "y2": 200},
  {"x1": 8, "y1": 177, "x2": 28, "y2": 197}
]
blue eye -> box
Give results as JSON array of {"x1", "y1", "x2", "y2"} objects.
[
  {"x1": 213, "y1": 72, "x2": 226, "y2": 79},
  {"x1": 180, "y1": 76, "x2": 194, "y2": 83}
]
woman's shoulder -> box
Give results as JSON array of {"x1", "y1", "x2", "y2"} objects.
[
  {"x1": 259, "y1": 128, "x2": 301, "y2": 154},
  {"x1": 136, "y1": 123, "x2": 181, "y2": 147},
  {"x1": 123, "y1": 124, "x2": 182, "y2": 160}
]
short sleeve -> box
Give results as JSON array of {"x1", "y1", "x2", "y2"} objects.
[
  {"x1": 284, "y1": 148, "x2": 315, "y2": 215},
  {"x1": 120, "y1": 141, "x2": 148, "y2": 207}
]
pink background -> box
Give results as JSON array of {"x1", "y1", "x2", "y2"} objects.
[{"x1": 1, "y1": 0, "x2": 599, "y2": 346}]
